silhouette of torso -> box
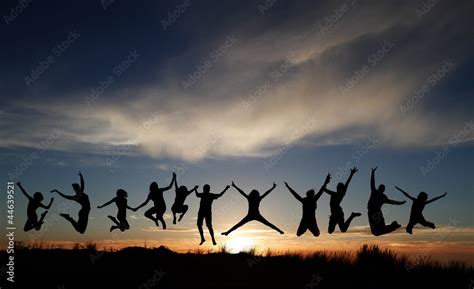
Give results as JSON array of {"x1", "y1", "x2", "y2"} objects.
[
  {"x1": 175, "y1": 191, "x2": 187, "y2": 205},
  {"x1": 330, "y1": 191, "x2": 345, "y2": 213},
  {"x1": 247, "y1": 195, "x2": 261, "y2": 216},
  {"x1": 115, "y1": 197, "x2": 127, "y2": 218},
  {"x1": 301, "y1": 197, "x2": 316, "y2": 219},
  {"x1": 27, "y1": 200, "x2": 40, "y2": 217},
  {"x1": 198, "y1": 193, "x2": 218, "y2": 214},
  {"x1": 367, "y1": 190, "x2": 388, "y2": 212},
  {"x1": 410, "y1": 199, "x2": 425, "y2": 219},
  {"x1": 76, "y1": 192, "x2": 91, "y2": 210},
  {"x1": 149, "y1": 189, "x2": 166, "y2": 207}
]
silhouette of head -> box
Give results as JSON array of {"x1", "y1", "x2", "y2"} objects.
[
  {"x1": 117, "y1": 189, "x2": 128, "y2": 198},
  {"x1": 378, "y1": 184, "x2": 385, "y2": 193},
  {"x1": 417, "y1": 191, "x2": 428, "y2": 201},
  {"x1": 178, "y1": 185, "x2": 188, "y2": 194},
  {"x1": 306, "y1": 189, "x2": 315, "y2": 197},
  {"x1": 72, "y1": 183, "x2": 81, "y2": 194},
  {"x1": 203, "y1": 184, "x2": 210, "y2": 193},
  {"x1": 33, "y1": 192, "x2": 44, "y2": 201},
  {"x1": 337, "y1": 183, "x2": 344, "y2": 193},
  {"x1": 249, "y1": 190, "x2": 260, "y2": 198},
  {"x1": 150, "y1": 182, "x2": 158, "y2": 191}
]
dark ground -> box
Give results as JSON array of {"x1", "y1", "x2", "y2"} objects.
[{"x1": 1, "y1": 244, "x2": 472, "y2": 289}]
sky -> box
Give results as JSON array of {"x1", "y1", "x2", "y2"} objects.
[{"x1": 0, "y1": 0, "x2": 473, "y2": 263}]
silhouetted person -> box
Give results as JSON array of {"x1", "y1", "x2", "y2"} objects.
[
  {"x1": 171, "y1": 176, "x2": 198, "y2": 224},
  {"x1": 324, "y1": 167, "x2": 362, "y2": 233},
  {"x1": 222, "y1": 182, "x2": 284, "y2": 236},
  {"x1": 51, "y1": 171, "x2": 90, "y2": 234},
  {"x1": 368, "y1": 167, "x2": 405, "y2": 236},
  {"x1": 97, "y1": 189, "x2": 134, "y2": 232},
  {"x1": 134, "y1": 172, "x2": 176, "y2": 229},
  {"x1": 285, "y1": 174, "x2": 330, "y2": 237},
  {"x1": 196, "y1": 184, "x2": 230, "y2": 245},
  {"x1": 17, "y1": 182, "x2": 53, "y2": 231},
  {"x1": 395, "y1": 186, "x2": 447, "y2": 234}
]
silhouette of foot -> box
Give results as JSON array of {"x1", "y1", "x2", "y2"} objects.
[
  {"x1": 178, "y1": 214, "x2": 184, "y2": 222},
  {"x1": 406, "y1": 226, "x2": 413, "y2": 234},
  {"x1": 162, "y1": 222, "x2": 166, "y2": 230},
  {"x1": 199, "y1": 239, "x2": 206, "y2": 245},
  {"x1": 392, "y1": 221, "x2": 402, "y2": 229},
  {"x1": 351, "y1": 212, "x2": 362, "y2": 217},
  {"x1": 173, "y1": 218, "x2": 177, "y2": 225},
  {"x1": 278, "y1": 230, "x2": 284, "y2": 234},
  {"x1": 221, "y1": 231, "x2": 228, "y2": 236},
  {"x1": 155, "y1": 219, "x2": 160, "y2": 227},
  {"x1": 110, "y1": 226, "x2": 115, "y2": 232},
  {"x1": 428, "y1": 223, "x2": 436, "y2": 229},
  {"x1": 212, "y1": 239, "x2": 217, "y2": 246}
]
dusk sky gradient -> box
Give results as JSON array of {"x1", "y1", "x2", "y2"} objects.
[{"x1": 0, "y1": 0, "x2": 473, "y2": 263}]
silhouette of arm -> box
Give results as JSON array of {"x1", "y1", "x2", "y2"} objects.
[
  {"x1": 188, "y1": 186, "x2": 198, "y2": 196},
  {"x1": 426, "y1": 192, "x2": 447, "y2": 204},
  {"x1": 261, "y1": 182, "x2": 276, "y2": 199},
  {"x1": 395, "y1": 186, "x2": 416, "y2": 201},
  {"x1": 40, "y1": 198, "x2": 54, "y2": 209},
  {"x1": 217, "y1": 185, "x2": 230, "y2": 198},
  {"x1": 195, "y1": 189, "x2": 203, "y2": 198},
  {"x1": 97, "y1": 198, "x2": 115, "y2": 209},
  {"x1": 285, "y1": 182, "x2": 302, "y2": 202},
  {"x1": 344, "y1": 167, "x2": 358, "y2": 189},
  {"x1": 163, "y1": 172, "x2": 176, "y2": 191},
  {"x1": 386, "y1": 198, "x2": 406, "y2": 205},
  {"x1": 315, "y1": 174, "x2": 331, "y2": 201},
  {"x1": 78, "y1": 171, "x2": 84, "y2": 192},
  {"x1": 134, "y1": 194, "x2": 151, "y2": 210},
  {"x1": 173, "y1": 175, "x2": 178, "y2": 191},
  {"x1": 51, "y1": 189, "x2": 76, "y2": 201},
  {"x1": 324, "y1": 188, "x2": 336, "y2": 196},
  {"x1": 371, "y1": 167, "x2": 377, "y2": 192},
  {"x1": 17, "y1": 182, "x2": 32, "y2": 200},
  {"x1": 231, "y1": 181, "x2": 248, "y2": 199}
]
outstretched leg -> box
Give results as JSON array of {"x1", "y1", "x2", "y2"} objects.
[
  {"x1": 205, "y1": 215, "x2": 217, "y2": 245},
  {"x1": 339, "y1": 212, "x2": 362, "y2": 233},
  {"x1": 256, "y1": 214, "x2": 284, "y2": 234},
  {"x1": 35, "y1": 211, "x2": 49, "y2": 231},
  {"x1": 178, "y1": 205, "x2": 189, "y2": 222},
  {"x1": 221, "y1": 215, "x2": 252, "y2": 236},
  {"x1": 60, "y1": 213, "x2": 80, "y2": 233},
  {"x1": 144, "y1": 207, "x2": 159, "y2": 226},
  {"x1": 374, "y1": 221, "x2": 401, "y2": 236},
  {"x1": 418, "y1": 217, "x2": 435, "y2": 229},
  {"x1": 197, "y1": 214, "x2": 206, "y2": 245}
]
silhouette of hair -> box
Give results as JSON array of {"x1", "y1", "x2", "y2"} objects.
[
  {"x1": 178, "y1": 185, "x2": 188, "y2": 194},
  {"x1": 150, "y1": 182, "x2": 158, "y2": 191},
  {"x1": 33, "y1": 192, "x2": 44, "y2": 201},
  {"x1": 203, "y1": 184, "x2": 210, "y2": 193},
  {"x1": 117, "y1": 189, "x2": 128, "y2": 198},
  {"x1": 337, "y1": 183, "x2": 344, "y2": 192},
  {"x1": 72, "y1": 183, "x2": 80, "y2": 191},
  {"x1": 417, "y1": 191, "x2": 428, "y2": 201},
  {"x1": 378, "y1": 184, "x2": 385, "y2": 192},
  {"x1": 306, "y1": 189, "x2": 315, "y2": 197},
  {"x1": 249, "y1": 190, "x2": 260, "y2": 198}
]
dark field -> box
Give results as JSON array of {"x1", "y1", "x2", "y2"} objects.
[{"x1": 1, "y1": 244, "x2": 472, "y2": 289}]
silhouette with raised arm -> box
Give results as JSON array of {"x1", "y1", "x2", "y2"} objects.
[
  {"x1": 134, "y1": 172, "x2": 176, "y2": 229},
  {"x1": 51, "y1": 171, "x2": 90, "y2": 234},
  {"x1": 367, "y1": 167, "x2": 405, "y2": 236},
  {"x1": 17, "y1": 182, "x2": 53, "y2": 231},
  {"x1": 395, "y1": 186, "x2": 447, "y2": 234},
  {"x1": 171, "y1": 176, "x2": 198, "y2": 224},
  {"x1": 221, "y1": 182, "x2": 284, "y2": 236},
  {"x1": 97, "y1": 189, "x2": 134, "y2": 232},
  {"x1": 196, "y1": 184, "x2": 229, "y2": 245},
  {"x1": 285, "y1": 174, "x2": 330, "y2": 237},
  {"x1": 324, "y1": 167, "x2": 362, "y2": 233}
]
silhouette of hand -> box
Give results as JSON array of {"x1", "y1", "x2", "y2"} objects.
[
  {"x1": 442, "y1": 192, "x2": 447, "y2": 197},
  {"x1": 50, "y1": 189, "x2": 58, "y2": 194},
  {"x1": 16, "y1": 181, "x2": 21, "y2": 186},
  {"x1": 284, "y1": 181, "x2": 289, "y2": 187},
  {"x1": 172, "y1": 172, "x2": 177, "y2": 178},
  {"x1": 194, "y1": 185, "x2": 199, "y2": 190},
  {"x1": 97, "y1": 205, "x2": 102, "y2": 209},
  {"x1": 372, "y1": 167, "x2": 377, "y2": 172},
  {"x1": 272, "y1": 182, "x2": 276, "y2": 188},
  {"x1": 351, "y1": 167, "x2": 358, "y2": 173},
  {"x1": 325, "y1": 173, "x2": 331, "y2": 184},
  {"x1": 78, "y1": 171, "x2": 83, "y2": 176},
  {"x1": 231, "y1": 181, "x2": 236, "y2": 186},
  {"x1": 401, "y1": 201, "x2": 406, "y2": 204},
  {"x1": 225, "y1": 185, "x2": 230, "y2": 189}
]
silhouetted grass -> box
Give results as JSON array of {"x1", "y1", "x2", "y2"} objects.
[{"x1": 1, "y1": 243, "x2": 471, "y2": 289}]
